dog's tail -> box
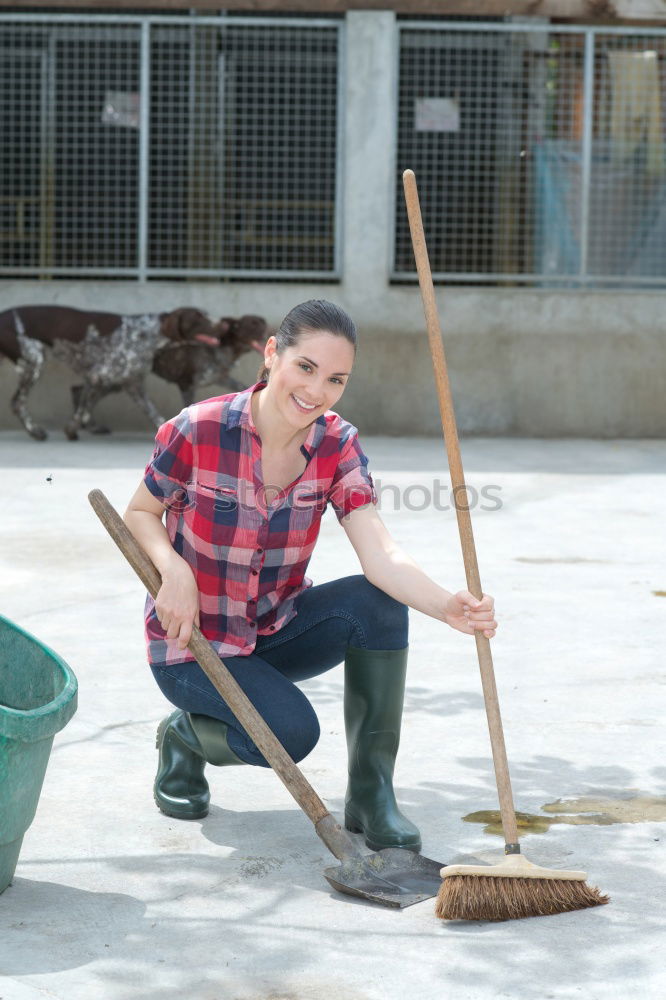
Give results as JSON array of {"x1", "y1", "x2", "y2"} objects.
[
  {"x1": 0, "y1": 309, "x2": 25, "y2": 364},
  {"x1": 12, "y1": 309, "x2": 26, "y2": 339}
]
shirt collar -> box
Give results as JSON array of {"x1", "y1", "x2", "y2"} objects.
[{"x1": 229, "y1": 380, "x2": 327, "y2": 459}]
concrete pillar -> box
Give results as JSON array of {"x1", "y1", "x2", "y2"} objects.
[{"x1": 341, "y1": 11, "x2": 396, "y2": 307}]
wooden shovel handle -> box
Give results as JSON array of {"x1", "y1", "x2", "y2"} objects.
[
  {"x1": 402, "y1": 169, "x2": 520, "y2": 850},
  {"x1": 88, "y1": 489, "x2": 355, "y2": 861}
]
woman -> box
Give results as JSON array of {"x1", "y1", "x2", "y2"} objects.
[{"x1": 124, "y1": 300, "x2": 496, "y2": 854}]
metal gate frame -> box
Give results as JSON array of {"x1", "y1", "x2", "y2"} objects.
[
  {"x1": 0, "y1": 12, "x2": 345, "y2": 281},
  {"x1": 391, "y1": 19, "x2": 666, "y2": 287}
]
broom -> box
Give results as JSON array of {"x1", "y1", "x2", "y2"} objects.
[{"x1": 402, "y1": 168, "x2": 609, "y2": 921}]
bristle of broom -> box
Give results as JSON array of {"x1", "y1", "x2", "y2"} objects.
[{"x1": 435, "y1": 874, "x2": 609, "y2": 922}]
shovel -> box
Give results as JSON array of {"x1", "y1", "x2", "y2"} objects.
[{"x1": 89, "y1": 489, "x2": 443, "y2": 908}]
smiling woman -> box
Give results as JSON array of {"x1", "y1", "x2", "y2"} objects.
[
  {"x1": 122, "y1": 298, "x2": 497, "y2": 853},
  {"x1": 251, "y1": 302, "x2": 356, "y2": 496}
]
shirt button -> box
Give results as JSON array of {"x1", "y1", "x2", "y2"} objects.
[
  {"x1": 248, "y1": 598, "x2": 255, "y2": 604},
  {"x1": 256, "y1": 548, "x2": 263, "y2": 554},
  {"x1": 269, "y1": 625, "x2": 276, "y2": 631},
  {"x1": 251, "y1": 569, "x2": 258, "y2": 576},
  {"x1": 249, "y1": 621, "x2": 256, "y2": 628}
]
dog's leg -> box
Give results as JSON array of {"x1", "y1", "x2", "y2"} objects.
[
  {"x1": 65, "y1": 383, "x2": 107, "y2": 441},
  {"x1": 10, "y1": 312, "x2": 49, "y2": 440},
  {"x1": 179, "y1": 385, "x2": 195, "y2": 408},
  {"x1": 124, "y1": 379, "x2": 165, "y2": 429},
  {"x1": 11, "y1": 348, "x2": 48, "y2": 441},
  {"x1": 70, "y1": 383, "x2": 113, "y2": 434}
]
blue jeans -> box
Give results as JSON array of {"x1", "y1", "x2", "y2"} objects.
[{"x1": 150, "y1": 574, "x2": 408, "y2": 767}]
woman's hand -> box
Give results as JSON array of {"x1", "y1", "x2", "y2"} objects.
[
  {"x1": 444, "y1": 590, "x2": 496, "y2": 638},
  {"x1": 154, "y1": 561, "x2": 200, "y2": 650}
]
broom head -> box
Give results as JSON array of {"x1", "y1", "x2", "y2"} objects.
[{"x1": 436, "y1": 853, "x2": 609, "y2": 922}]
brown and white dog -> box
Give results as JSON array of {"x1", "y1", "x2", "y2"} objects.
[
  {"x1": 151, "y1": 314, "x2": 267, "y2": 406},
  {"x1": 71, "y1": 313, "x2": 268, "y2": 434},
  {"x1": 0, "y1": 304, "x2": 223, "y2": 440}
]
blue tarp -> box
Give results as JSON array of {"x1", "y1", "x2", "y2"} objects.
[{"x1": 533, "y1": 139, "x2": 666, "y2": 284}]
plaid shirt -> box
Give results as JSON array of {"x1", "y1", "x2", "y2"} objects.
[{"x1": 143, "y1": 380, "x2": 377, "y2": 667}]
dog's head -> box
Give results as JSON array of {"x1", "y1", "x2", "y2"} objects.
[
  {"x1": 215, "y1": 314, "x2": 269, "y2": 357},
  {"x1": 160, "y1": 308, "x2": 219, "y2": 346}
]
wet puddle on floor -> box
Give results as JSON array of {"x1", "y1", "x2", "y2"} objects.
[{"x1": 464, "y1": 794, "x2": 666, "y2": 835}]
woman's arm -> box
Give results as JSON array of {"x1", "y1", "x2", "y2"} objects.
[
  {"x1": 341, "y1": 504, "x2": 496, "y2": 638},
  {"x1": 124, "y1": 481, "x2": 199, "y2": 649}
]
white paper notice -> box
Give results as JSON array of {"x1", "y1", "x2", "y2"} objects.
[
  {"x1": 101, "y1": 92, "x2": 140, "y2": 129},
  {"x1": 415, "y1": 97, "x2": 460, "y2": 132}
]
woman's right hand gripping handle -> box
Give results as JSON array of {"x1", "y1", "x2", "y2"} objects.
[
  {"x1": 124, "y1": 480, "x2": 200, "y2": 650},
  {"x1": 154, "y1": 560, "x2": 200, "y2": 650}
]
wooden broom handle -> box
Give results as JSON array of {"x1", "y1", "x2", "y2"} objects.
[
  {"x1": 402, "y1": 169, "x2": 520, "y2": 851},
  {"x1": 88, "y1": 489, "x2": 358, "y2": 862}
]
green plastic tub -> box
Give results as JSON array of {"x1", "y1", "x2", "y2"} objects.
[{"x1": 0, "y1": 614, "x2": 78, "y2": 893}]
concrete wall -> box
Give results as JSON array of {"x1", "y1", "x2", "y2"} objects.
[{"x1": 1, "y1": 11, "x2": 664, "y2": 439}]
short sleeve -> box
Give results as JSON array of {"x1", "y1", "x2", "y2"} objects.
[
  {"x1": 328, "y1": 431, "x2": 377, "y2": 522},
  {"x1": 144, "y1": 409, "x2": 194, "y2": 508}
]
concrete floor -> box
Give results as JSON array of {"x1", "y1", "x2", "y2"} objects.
[{"x1": 1, "y1": 430, "x2": 665, "y2": 1000}]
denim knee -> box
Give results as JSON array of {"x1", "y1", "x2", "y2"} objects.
[
  {"x1": 150, "y1": 660, "x2": 321, "y2": 768},
  {"x1": 282, "y1": 708, "x2": 321, "y2": 764},
  {"x1": 349, "y1": 575, "x2": 409, "y2": 649},
  {"x1": 243, "y1": 704, "x2": 320, "y2": 767}
]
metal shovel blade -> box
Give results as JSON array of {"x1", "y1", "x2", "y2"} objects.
[{"x1": 323, "y1": 849, "x2": 444, "y2": 908}]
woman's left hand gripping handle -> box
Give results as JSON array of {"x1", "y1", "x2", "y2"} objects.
[{"x1": 444, "y1": 590, "x2": 497, "y2": 639}]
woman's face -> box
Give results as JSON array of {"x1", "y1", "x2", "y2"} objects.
[{"x1": 263, "y1": 330, "x2": 355, "y2": 428}]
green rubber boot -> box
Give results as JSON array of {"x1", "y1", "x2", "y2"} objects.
[
  {"x1": 154, "y1": 710, "x2": 244, "y2": 820},
  {"x1": 344, "y1": 646, "x2": 422, "y2": 853}
]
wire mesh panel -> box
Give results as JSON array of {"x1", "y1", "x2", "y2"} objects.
[
  {"x1": 149, "y1": 21, "x2": 340, "y2": 276},
  {"x1": 220, "y1": 23, "x2": 339, "y2": 275},
  {"x1": 149, "y1": 23, "x2": 221, "y2": 273},
  {"x1": 394, "y1": 23, "x2": 666, "y2": 286},
  {"x1": 57, "y1": 25, "x2": 142, "y2": 271},
  {"x1": 0, "y1": 31, "x2": 47, "y2": 271},
  {"x1": 589, "y1": 33, "x2": 666, "y2": 281},
  {"x1": 0, "y1": 15, "x2": 341, "y2": 278},
  {"x1": 0, "y1": 22, "x2": 141, "y2": 273},
  {"x1": 528, "y1": 30, "x2": 591, "y2": 282},
  {"x1": 395, "y1": 27, "x2": 509, "y2": 278}
]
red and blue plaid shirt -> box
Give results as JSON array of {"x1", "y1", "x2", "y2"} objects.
[{"x1": 143, "y1": 380, "x2": 377, "y2": 667}]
